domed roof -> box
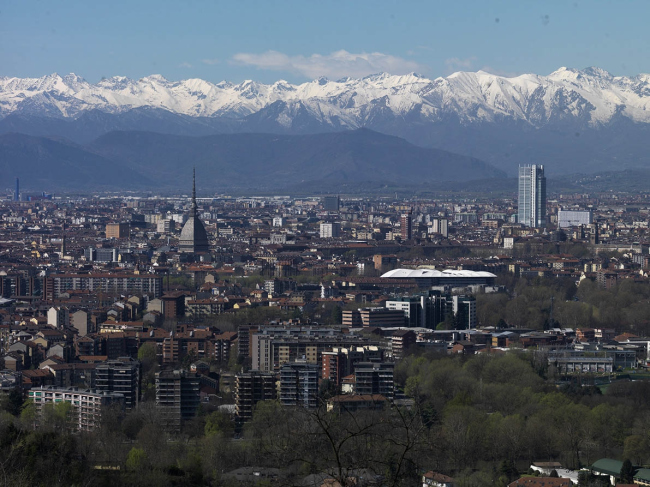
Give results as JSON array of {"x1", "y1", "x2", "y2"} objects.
[
  {"x1": 179, "y1": 215, "x2": 209, "y2": 253},
  {"x1": 178, "y1": 168, "x2": 210, "y2": 254},
  {"x1": 381, "y1": 268, "x2": 496, "y2": 278}
]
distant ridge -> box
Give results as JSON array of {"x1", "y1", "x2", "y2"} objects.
[
  {"x1": 0, "y1": 133, "x2": 150, "y2": 191},
  {"x1": 4, "y1": 68, "x2": 650, "y2": 175},
  {"x1": 0, "y1": 129, "x2": 505, "y2": 191}
]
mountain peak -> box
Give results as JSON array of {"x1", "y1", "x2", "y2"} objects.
[
  {"x1": 141, "y1": 74, "x2": 168, "y2": 83},
  {"x1": 3, "y1": 66, "x2": 650, "y2": 129},
  {"x1": 362, "y1": 72, "x2": 391, "y2": 81},
  {"x1": 62, "y1": 73, "x2": 87, "y2": 85},
  {"x1": 582, "y1": 66, "x2": 613, "y2": 79}
]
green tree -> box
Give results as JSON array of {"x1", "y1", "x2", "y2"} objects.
[
  {"x1": 204, "y1": 411, "x2": 234, "y2": 438},
  {"x1": 624, "y1": 435, "x2": 647, "y2": 466},
  {"x1": 126, "y1": 447, "x2": 147, "y2": 471},
  {"x1": 620, "y1": 459, "x2": 634, "y2": 484},
  {"x1": 0, "y1": 389, "x2": 24, "y2": 416},
  {"x1": 138, "y1": 342, "x2": 157, "y2": 363},
  {"x1": 42, "y1": 401, "x2": 73, "y2": 431}
]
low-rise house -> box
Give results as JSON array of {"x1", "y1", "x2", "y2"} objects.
[
  {"x1": 423, "y1": 471, "x2": 454, "y2": 487},
  {"x1": 326, "y1": 394, "x2": 387, "y2": 413},
  {"x1": 507, "y1": 478, "x2": 572, "y2": 487},
  {"x1": 590, "y1": 458, "x2": 624, "y2": 485}
]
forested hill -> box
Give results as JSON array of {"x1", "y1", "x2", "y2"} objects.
[{"x1": 1, "y1": 347, "x2": 648, "y2": 486}]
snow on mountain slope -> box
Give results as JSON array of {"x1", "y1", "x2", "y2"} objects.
[{"x1": 3, "y1": 68, "x2": 650, "y2": 127}]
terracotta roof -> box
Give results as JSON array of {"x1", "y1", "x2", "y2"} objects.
[
  {"x1": 424, "y1": 471, "x2": 454, "y2": 483},
  {"x1": 508, "y1": 478, "x2": 572, "y2": 487},
  {"x1": 78, "y1": 355, "x2": 108, "y2": 362}
]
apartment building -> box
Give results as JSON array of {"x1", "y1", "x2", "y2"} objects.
[
  {"x1": 95, "y1": 358, "x2": 140, "y2": 410},
  {"x1": 28, "y1": 386, "x2": 125, "y2": 431},
  {"x1": 280, "y1": 361, "x2": 319, "y2": 408},
  {"x1": 44, "y1": 273, "x2": 163, "y2": 300},
  {"x1": 155, "y1": 369, "x2": 201, "y2": 431},
  {"x1": 235, "y1": 371, "x2": 276, "y2": 423}
]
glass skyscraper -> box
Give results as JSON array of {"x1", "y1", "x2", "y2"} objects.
[{"x1": 518, "y1": 164, "x2": 546, "y2": 228}]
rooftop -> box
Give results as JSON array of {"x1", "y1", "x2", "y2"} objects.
[{"x1": 381, "y1": 268, "x2": 497, "y2": 279}]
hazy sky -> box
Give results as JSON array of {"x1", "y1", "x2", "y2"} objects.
[{"x1": 2, "y1": 0, "x2": 649, "y2": 83}]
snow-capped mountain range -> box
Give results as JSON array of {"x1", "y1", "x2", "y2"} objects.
[{"x1": 2, "y1": 67, "x2": 650, "y2": 127}]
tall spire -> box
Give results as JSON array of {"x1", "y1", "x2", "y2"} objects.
[
  {"x1": 191, "y1": 166, "x2": 197, "y2": 216},
  {"x1": 179, "y1": 166, "x2": 209, "y2": 254}
]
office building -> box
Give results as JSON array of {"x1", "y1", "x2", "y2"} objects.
[
  {"x1": 105, "y1": 222, "x2": 130, "y2": 239},
  {"x1": 359, "y1": 308, "x2": 406, "y2": 327},
  {"x1": 341, "y1": 308, "x2": 407, "y2": 328},
  {"x1": 451, "y1": 295, "x2": 477, "y2": 329},
  {"x1": 323, "y1": 195, "x2": 340, "y2": 212},
  {"x1": 386, "y1": 296, "x2": 428, "y2": 328},
  {"x1": 386, "y1": 293, "x2": 447, "y2": 328},
  {"x1": 14, "y1": 178, "x2": 19, "y2": 202},
  {"x1": 518, "y1": 164, "x2": 546, "y2": 228},
  {"x1": 280, "y1": 361, "x2": 319, "y2": 408},
  {"x1": 320, "y1": 222, "x2": 341, "y2": 238},
  {"x1": 85, "y1": 247, "x2": 119, "y2": 263},
  {"x1": 235, "y1": 371, "x2": 276, "y2": 422},
  {"x1": 155, "y1": 369, "x2": 201, "y2": 431},
  {"x1": 557, "y1": 209, "x2": 593, "y2": 228},
  {"x1": 179, "y1": 168, "x2": 210, "y2": 254},
  {"x1": 401, "y1": 211, "x2": 412, "y2": 240},
  {"x1": 342, "y1": 310, "x2": 363, "y2": 327},
  {"x1": 95, "y1": 358, "x2": 141, "y2": 410},
  {"x1": 28, "y1": 386, "x2": 125, "y2": 431}
]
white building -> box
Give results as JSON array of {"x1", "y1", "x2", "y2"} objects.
[
  {"x1": 429, "y1": 218, "x2": 448, "y2": 237},
  {"x1": 320, "y1": 222, "x2": 341, "y2": 238},
  {"x1": 452, "y1": 295, "x2": 477, "y2": 329},
  {"x1": 557, "y1": 209, "x2": 593, "y2": 228},
  {"x1": 29, "y1": 386, "x2": 124, "y2": 431},
  {"x1": 47, "y1": 306, "x2": 69, "y2": 328},
  {"x1": 157, "y1": 219, "x2": 175, "y2": 234}
]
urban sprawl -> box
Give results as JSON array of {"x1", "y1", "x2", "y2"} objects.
[{"x1": 2, "y1": 166, "x2": 650, "y2": 486}]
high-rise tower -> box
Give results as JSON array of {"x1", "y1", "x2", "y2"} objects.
[
  {"x1": 178, "y1": 168, "x2": 210, "y2": 254},
  {"x1": 518, "y1": 165, "x2": 546, "y2": 228},
  {"x1": 14, "y1": 178, "x2": 19, "y2": 202},
  {"x1": 401, "y1": 210, "x2": 413, "y2": 240}
]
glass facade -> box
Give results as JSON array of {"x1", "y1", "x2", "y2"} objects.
[{"x1": 518, "y1": 164, "x2": 546, "y2": 228}]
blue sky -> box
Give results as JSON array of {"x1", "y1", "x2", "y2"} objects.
[{"x1": 1, "y1": 0, "x2": 649, "y2": 83}]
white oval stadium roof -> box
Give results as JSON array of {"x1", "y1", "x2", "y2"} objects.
[{"x1": 381, "y1": 269, "x2": 497, "y2": 278}]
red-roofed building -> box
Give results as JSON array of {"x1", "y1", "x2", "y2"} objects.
[
  {"x1": 423, "y1": 471, "x2": 455, "y2": 487},
  {"x1": 508, "y1": 478, "x2": 573, "y2": 487}
]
